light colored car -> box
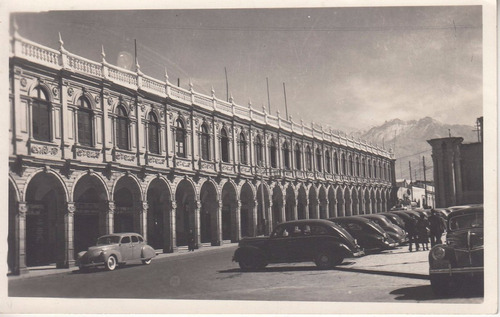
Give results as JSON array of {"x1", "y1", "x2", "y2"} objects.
[{"x1": 76, "y1": 233, "x2": 156, "y2": 271}]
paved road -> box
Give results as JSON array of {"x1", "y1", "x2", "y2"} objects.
[{"x1": 9, "y1": 245, "x2": 483, "y2": 303}]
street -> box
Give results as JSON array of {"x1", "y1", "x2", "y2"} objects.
[{"x1": 8, "y1": 244, "x2": 483, "y2": 303}]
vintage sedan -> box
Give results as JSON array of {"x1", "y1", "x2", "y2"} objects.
[
  {"x1": 76, "y1": 233, "x2": 157, "y2": 271},
  {"x1": 429, "y1": 206, "x2": 483, "y2": 295},
  {"x1": 233, "y1": 219, "x2": 364, "y2": 270},
  {"x1": 361, "y1": 214, "x2": 408, "y2": 244},
  {"x1": 329, "y1": 216, "x2": 398, "y2": 252}
]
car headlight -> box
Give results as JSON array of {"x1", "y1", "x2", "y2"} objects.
[{"x1": 431, "y1": 246, "x2": 446, "y2": 261}]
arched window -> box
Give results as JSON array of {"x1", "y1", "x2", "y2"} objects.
[
  {"x1": 361, "y1": 158, "x2": 366, "y2": 177},
  {"x1": 77, "y1": 97, "x2": 93, "y2": 146},
  {"x1": 334, "y1": 151, "x2": 339, "y2": 174},
  {"x1": 239, "y1": 132, "x2": 247, "y2": 164},
  {"x1": 341, "y1": 153, "x2": 346, "y2": 175},
  {"x1": 355, "y1": 156, "x2": 360, "y2": 176},
  {"x1": 378, "y1": 162, "x2": 382, "y2": 179},
  {"x1": 349, "y1": 155, "x2": 353, "y2": 175},
  {"x1": 200, "y1": 123, "x2": 210, "y2": 160},
  {"x1": 255, "y1": 135, "x2": 263, "y2": 166},
  {"x1": 306, "y1": 146, "x2": 312, "y2": 171},
  {"x1": 147, "y1": 112, "x2": 160, "y2": 154},
  {"x1": 368, "y1": 159, "x2": 372, "y2": 178},
  {"x1": 220, "y1": 128, "x2": 229, "y2": 163},
  {"x1": 282, "y1": 141, "x2": 290, "y2": 169},
  {"x1": 325, "y1": 150, "x2": 331, "y2": 173},
  {"x1": 316, "y1": 148, "x2": 322, "y2": 172},
  {"x1": 116, "y1": 105, "x2": 129, "y2": 150},
  {"x1": 295, "y1": 144, "x2": 302, "y2": 170},
  {"x1": 374, "y1": 161, "x2": 378, "y2": 178},
  {"x1": 175, "y1": 119, "x2": 186, "y2": 157},
  {"x1": 31, "y1": 86, "x2": 51, "y2": 142},
  {"x1": 269, "y1": 138, "x2": 277, "y2": 168}
]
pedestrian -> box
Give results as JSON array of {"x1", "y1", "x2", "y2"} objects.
[
  {"x1": 406, "y1": 215, "x2": 419, "y2": 252},
  {"x1": 416, "y1": 213, "x2": 429, "y2": 251},
  {"x1": 188, "y1": 229, "x2": 196, "y2": 252},
  {"x1": 428, "y1": 209, "x2": 445, "y2": 247}
]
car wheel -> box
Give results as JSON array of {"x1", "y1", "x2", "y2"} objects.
[
  {"x1": 78, "y1": 265, "x2": 88, "y2": 272},
  {"x1": 142, "y1": 259, "x2": 152, "y2": 265},
  {"x1": 430, "y1": 274, "x2": 451, "y2": 296},
  {"x1": 105, "y1": 255, "x2": 117, "y2": 271},
  {"x1": 238, "y1": 255, "x2": 259, "y2": 271},
  {"x1": 315, "y1": 251, "x2": 336, "y2": 269}
]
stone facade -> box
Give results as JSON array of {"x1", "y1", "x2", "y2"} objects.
[{"x1": 8, "y1": 29, "x2": 396, "y2": 275}]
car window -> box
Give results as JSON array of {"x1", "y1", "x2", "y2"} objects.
[
  {"x1": 138, "y1": 236, "x2": 144, "y2": 242},
  {"x1": 131, "y1": 236, "x2": 139, "y2": 243},
  {"x1": 97, "y1": 236, "x2": 120, "y2": 245},
  {"x1": 272, "y1": 226, "x2": 290, "y2": 238},
  {"x1": 310, "y1": 225, "x2": 328, "y2": 235},
  {"x1": 449, "y1": 212, "x2": 483, "y2": 231},
  {"x1": 301, "y1": 225, "x2": 312, "y2": 235},
  {"x1": 121, "y1": 236, "x2": 131, "y2": 243},
  {"x1": 347, "y1": 223, "x2": 362, "y2": 231}
]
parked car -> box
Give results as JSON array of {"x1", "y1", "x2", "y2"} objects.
[
  {"x1": 428, "y1": 206, "x2": 483, "y2": 295},
  {"x1": 379, "y1": 212, "x2": 406, "y2": 229},
  {"x1": 232, "y1": 219, "x2": 364, "y2": 270},
  {"x1": 76, "y1": 233, "x2": 157, "y2": 271},
  {"x1": 361, "y1": 214, "x2": 408, "y2": 244},
  {"x1": 328, "y1": 216, "x2": 398, "y2": 252}
]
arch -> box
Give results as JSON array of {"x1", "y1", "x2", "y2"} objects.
[
  {"x1": 294, "y1": 143, "x2": 302, "y2": 170},
  {"x1": 376, "y1": 188, "x2": 382, "y2": 212},
  {"x1": 8, "y1": 178, "x2": 20, "y2": 273},
  {"x1": 28, "y1": 82, "x2": 53, "y2": 102},
  {"x1": 282, "y1": 140, "x2": 290, "y2": 169},
  {"x1": 175, "y1": 118, "x2": 187, "y2": 158},
  {"x1": 370, "y1": 189, "x2": 376, "y2": 213},
  {"x1": 325, "y1": 150, "x2": 331, "y2": 174},
  {"x1": 113, "y1": 174, "x2": 143, "y2": 233},
  {"x1": 351, "y1": 187, "x2": 359, "y2": 215},
  {"x1": 72, "y1": 90, "x2": 98, "y2": 110},
  {"x1": 318, "y1": 185, "x2": 328, "y2": 219},
  {"x1": 315, "y1": 148, "x2": 322, "y2": 172},
  {"x1": 254, "y1": 134, "x2": 264, "y2": 166},
  {"x1": 271, "y1": 185, "x2": 284, "y2": 228},
  {"x1": 175, "y1": 178, "x2": 198, "y2": 247},
  {"x1": 297, "y1": 184, "x2": 308, "y2": 219},
  {"x1": 146, "y1": 177, "x2": 172, "y2": 252},
  {"x1": 305, "y1": 145, "x2": 312, "y2": 171},
  {"x1": 200, "y1": 123, "x2": 211, "y2": 160},
  {"x1": 200, "y1": 180, "x2": 219, "y2": 244},
  {"x1": 328, "y1": 186, "x2": 336, "y2": 218},
  {"x1": 308, "y1": 185, "x2": 319, "y2": 219},
  {"x1": 336, "y1": 187, "x2": 345, "y2": 217},
  {"x1": 256, "y1": 182, "x2": 271, "y2": 235},
  {"x1": 285, "y1": 184, "x2": 296, "y2": 221},
  {"x1": 344, "y1": 187, "x2": 352, "y2": 216},
  {"x1": 333, "y1": 151, "x2": 339, "y2": 174},
  {"x1": 71, "y1": 171, "x2": 110, "y2": 202},
  {"x1": 22, "y1": 169, "x2": 70, "y2": 203},
  {"x1": 364, "y1": 189, "x2": 371, "y2": 214},
  {"x1": 220, "y1": 127, "x2": 230, "y2": 163},
  {"x1": 240, "y1": 182, "x2": 255, "y2": 237},
  {"x1": 221, "y1": 180, "x2": 238, "y2": 242},
  {"x1": 25, "y1": 171, "x2": 68, "y2": 267},
  {"x1": 269, "y1": 137, "x2": 277, "y2": 168},
  {"x1": 239, "y1": 132, "x2": 248, "y2": 165}
]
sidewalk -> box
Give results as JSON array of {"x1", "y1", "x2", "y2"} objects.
[{"x1": 8, "y1": 241, "x2": 238, "y2": 280}]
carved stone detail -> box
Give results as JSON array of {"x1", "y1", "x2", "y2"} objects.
[{"x1": 31, "y1": 144, "x2": 59, "y2": 156}]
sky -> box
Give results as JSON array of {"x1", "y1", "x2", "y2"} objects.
[{"x1": 11, "y1": 6, "x2": 483, "y2": 132}]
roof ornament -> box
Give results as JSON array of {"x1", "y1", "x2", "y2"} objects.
[
  {"x1": 189, "y1": 78, "x2": 193, "y2": 91},
  {"x1": 101, "y1": 45, "x2": 106, "y2": 62},
  {"x1": 58, "y1": 32, "x2": 65, "y2": 51},
  {"x1": 211, "y1": 86, "x2": 215, "y2": 97},
  {"x1": 13, "y1": 18, "x2": 20, "y2": 38},
  {"x1": 229, "y1": 93, "x2": 234, "y2": 103},
  {"x1": 135, "y1": 57, "x2": 141, "y2": 73}
]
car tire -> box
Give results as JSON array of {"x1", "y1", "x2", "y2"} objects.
[
  {"x1": 430, "y1": 274, "x2": 451, "y2": 296},
  {"x1": 238, "y1": 255, "x2": 260, "y2": 271},
  {"x1": 105, "y1": 255, "x2": 117, "y2": 271},
  {"x1": 315, "y1": 251, "x2": 338, "y2": 269},
  {"x1": 78, "y1": 265, "x2": 88, "y2": 272},
  {"x1": 142, "y1": 259, "x2": 152, "y2": 265}
]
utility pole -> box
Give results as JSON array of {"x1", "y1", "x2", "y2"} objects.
[
  {"x1": 266, "y1": 77, "x2": 271, "y2": 113},
  {"x1": 423, "y1": 156, "x2": 428, "y2": 208},
  {"x1": 283, "y1": 82, "x2": 289, "y2": 120},
  {"x1": 224, "y1": 67, "x2": 229, "y2": 102},
  {"x1": 409, "y1": 161, "x2": 413, "y2": 201}
]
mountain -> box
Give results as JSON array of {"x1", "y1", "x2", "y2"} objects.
[{"x1": 354, "y1": 117, "x2": 479, "y2": 181}]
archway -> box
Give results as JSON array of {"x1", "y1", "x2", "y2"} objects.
[
  {"x1": 297, "y1": 185, "x2": 308, "y2": 219},
  {"x1": 73, "y1": 174, "x2": 108, "y2": 257},
  {"x1": 221, "y1": 181, "x2": 238, "y2": 242},
  {"x1": 364, "y1": 189, "x2": 371, "y2": 214},
  {"x1": 272, "y1": 186, "x2": 284, "y2": 228},
  {"x1": 381, "y1": 189, "x2": 387, "y2": 212},
  {"x1": 240, "y1": 183, "x2": 255, "y2": 237},
  {"x1": 25, "y1": 172, "x2": 67, "y2": 267},
  {"x1": 8, "y1": 180, "x2": 19, "y2": 273},
  {"x1": 345, "y1": 188, "x2": 352, "y2": 216},
  {"x1": 200, "y1": 181, "x2": 219, "y2": 244},
  {"x1": 256, "y1": 183, "x2": 270, "y2": 235},
  {"x1": 175, "y1": 179, "x2": 197, "y2": 247},
  {"x1": 352, "y1": 188, "x2": 359, "y2": 215},
  {"x1": 146, "y1": 178, "x2": 172, "y2": 252},
  {"x1": 328, "y1": 186, "x2": 336, "y2": 218},
  {"x1": 376, "y1": 189, "x2": 382, "y2": 213},
  {"x1": 285, "y1": 185, "x2": 296, "y2": 221},
  {"x1": 308, "y1": 186, "x2": 318, "y2": 219},
  {"x1": 370, "y1": 190, "x2": 376, "y2": 213},
  {"x1": 319, "y1": 186, "x2": 328, "y2": 219},
  {"x1": 114, "y1": 176, "x2": 142, "y2": 233},
  {"x1": 336, "y1": 187, "x2": 345, "y2": 217}
]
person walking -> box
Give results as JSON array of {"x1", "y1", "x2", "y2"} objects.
[
  {"x1": 428, "y1": 209, "x2": 445, "y2": 246},
  {"x1": 187, "y1": 229, "x2": 196, "y2": 252},
  {"x1": 416, "y1": 213, "x2": 430, "y2": 251},
  {"x1": 406, "y1": 215, "x2": 419, "y2": 252}
]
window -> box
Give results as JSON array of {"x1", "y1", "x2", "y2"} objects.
[
  {"x1": 31, "y1": 86, "x2": 51, "y2": 142},
  {"x1": 148, "y1": 112, "x2": 160, "y2": 154},
  {"x1": 200, "y1": 123, "x2": 210, "y2": 160},
  {"x1": 239, "y1": 132, "x2": 247, "y2": 164},
  {"x1": 310, "y1": 225, "x2": 328, "y2": 235},
  {"x1": 116, "y1": 105, "x2": 129, "y2": 150},
  {"x1": 175, "y1": 119, "x2": 186, "y2": 157},
  {"x1": 295, "y1": 144, "x2": 302, "y2": 170},
  {"x1": 341, "y1": 153, "x2": 346, "y2": 174},
  {"x1": 325, "y1": 150, "x2": 331, "y2": 173},
  {"x1": 361, "y1": 158, "x2": 366, "y2": 177},
  {"x1": 355, "y1": 157, "x2": 360, "y2": 176},
  {"x1": 131, "y1": 236, "x2": 139, "y2": 243},
  {"x1": 255, "y1": 135, "x2": 263, "y2": 166},
  {"x1": 379, "y1": 162, "x2": 383, "y2": 179},
  {"x1": 306, "y1": 146, "x2": 312, "y2": 171},
  {"x1": 121, "y1": 236, "x2": 131, "y2": 243},
  {"x1": 316, "y1": 148, "x2": 322, "y2": 172},
  {"x1": 220, "y1": 128, "x2": 229, "y2": 162},
  {"x1": 374, "y1": 161, "x2": 378, "y2": 178},
  {"x1": 368, "y1": 160, "x2": 372, "y2": 178},
  {"x1": 137, "y1": 236, "x2": 144, "y2": 242},
  {"x1": 283, "y1": 141, "x2": 290, "y2": 169},
  {"x1": 334, "y1": 152, "x2": 339, "y2": 174},
  {"x1": 269, "y1": 138, "x2": 277, "y2": 168},
  {"x1": 349, "y1": 155, "x2": 353, "y2": 175},
  {"x1": 77, "y1": 97, "x2": 93, "y2": 146}
]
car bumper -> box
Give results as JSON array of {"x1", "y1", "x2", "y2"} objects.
[
  {"x1": 352, "y1": 250, "x2": 365, "y2": 257},
  {"x1": 430, "y1": 266, "x2": 483, "y2": 275}
]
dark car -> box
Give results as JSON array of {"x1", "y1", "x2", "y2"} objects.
[
  {"x1": 428, "y1": 206, "x2": 483, "y2": 295},
  {"x1": 329, "y1": 216, "x2": 398, "y2": 252},
  {"x1": 361, "y1": 214, "x2": 408, "y2": 244},
  {"x1": 379, "y1": 212, "x2": 406, "y2": 229},
  {"x1": 388, "y1": 210, "x2": 416, "y2": 230},
  {"x1": 232, "y1": 219, "x2": 364, "y2": 270}
]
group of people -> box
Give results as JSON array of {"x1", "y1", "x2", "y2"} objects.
[{"x1": 406, "y1": 209, "x2": 446, "y2": 252}]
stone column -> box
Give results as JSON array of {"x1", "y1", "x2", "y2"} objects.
[
  {"x1": 14, "y1": 202, "x2": 28, "y2": 275},
  {"x1": 105, "y1": 201, "x2": 115, "y2": 234},
  {"x1": 304, "y1": 199, "x2": 310, "y2": 219},
  {"x1": 265, "y1": 201, "x2": 273, "y2": 236},
  {"x1": 252, "y1": 199, "x2": 258, "y2": 237},
  {"x1": 293, "y1": 199, "x2": 298, "y2": 220},
  {"x1": 331, "y1": 198, "x2": 338, "y2": 218},
  {"x1": 62, "y1": 202, "x2": 75, "y2": 268},
  {"x1": 232, "y1": 201, "x2": 241, "y2": 242},
  {"x1": 166, "y1": 201, "x2": 177, "y2": 253},
  {"x1": 324, "y1": 199, "x2": 330, "y2": 219},
  {"x1": 280, "y1": 199, "x2": 286, "y2": 224},
  {"x1": 194, "y1": 200, "x2": 201, "y2": 248},
  {"x1": 212, "y1": 201, "x2": 223, "y2": 246},
  {"x1": 138, "y1": 201, "x2": 148, "y2": 238},
  {"x1": 313, "y1": 199, "x2": 320, "y2": 219}
]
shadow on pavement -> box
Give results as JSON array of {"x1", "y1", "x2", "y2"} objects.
[
  {"x1": 332, "y1": 267, "x2": 429, "y2": 280},
  {"x1": 390, "y1": 283, "x2": 484, "y2": 301}
]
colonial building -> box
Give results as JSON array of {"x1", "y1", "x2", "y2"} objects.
[
  {"x1": 8, "y1": 28, "x2": 396, "y2": 275},
  {"x1": 427, "y1": 117, "x2": 483, "y2": 208}
]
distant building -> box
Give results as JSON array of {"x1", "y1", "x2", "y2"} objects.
[
  {"x1": 427, "y1": 118, "x2": 483, "y2": 208},
  {"x1": 393, "y1": 179, "x2": 435, "y2": 209}
]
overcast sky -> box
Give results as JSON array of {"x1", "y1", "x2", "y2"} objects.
[{"x1": 12, "y1": 6, "x2": 482, "y2": 132}]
